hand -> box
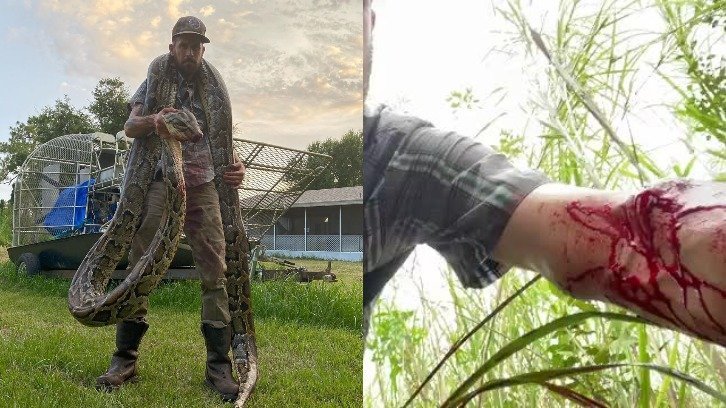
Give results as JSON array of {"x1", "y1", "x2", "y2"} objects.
[
  {"x1": 154, "y1": 107, "x2": 178, "y2": 139},
  {"x1": 224, "y1": 161, "x2": 246, "y2": 188}
]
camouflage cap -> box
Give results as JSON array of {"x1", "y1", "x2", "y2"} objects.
[{"x1": 172, "y1": 16, "x2": 210, "y2": 43}]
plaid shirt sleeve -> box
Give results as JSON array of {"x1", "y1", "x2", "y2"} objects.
[
  {"x1": 127, "y1": 79, "x2": 152, "y2": 113},
  {"x1": 363, "y1": 105, "x2": 549, "y2": 333}
]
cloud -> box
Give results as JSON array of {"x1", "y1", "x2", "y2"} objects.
[
  {"x1": 27, "y1": 0, "x2": 361, "y2": 149},
  {"x1": 4, "y1": 26, "x2": 26, "y2": 41},
  {"x1": 199, "y1": 5, "x2": 215, "y2": 16},
  {"x1": 167, "y1": 0, "x2": 190, "y2": 18}
]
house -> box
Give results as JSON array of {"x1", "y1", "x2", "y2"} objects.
[{"x1": 260, "y1": 186, "x2": 362, "y2": 261}]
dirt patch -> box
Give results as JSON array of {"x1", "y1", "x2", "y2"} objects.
[{"x1": 0, "y1": 246, "x2": 8, "y2": 263}]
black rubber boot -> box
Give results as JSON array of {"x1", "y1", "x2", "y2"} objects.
[
  {"x1": 96, "y1": 319, "x2": 149, "y2": 391},
  {"x1": 201, "y1": 323, "x2": 239, "y2": 402}
]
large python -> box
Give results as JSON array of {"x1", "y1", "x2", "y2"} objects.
[{"x1": 67, "y1": 54, "x2": 258, "y2": 406}]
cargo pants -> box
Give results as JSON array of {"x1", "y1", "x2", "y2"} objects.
[{"x1": 124, "y1": 180, "x2": 231, "y2": 328}]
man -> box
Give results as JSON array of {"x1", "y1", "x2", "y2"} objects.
[
  {"x1": 363, "y1": 0, "x2": 726, "y2": 346},
  {"x1": 96, "y1": 16, "x2": 246, "y2": 402}
]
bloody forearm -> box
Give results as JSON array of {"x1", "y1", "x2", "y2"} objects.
[{"x1": 495, "y1": 181, "x2": 726, "y2": 345}]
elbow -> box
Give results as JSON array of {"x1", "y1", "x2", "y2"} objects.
[
  {"x1": 124, "y1": 105, "x2": 150, "y2": 139},
  {"x1": 124, "y1": 118, "x2": 146, "y2": 139},
  {"x1": 123, "y1": 121, "x2": 134, "y2": 138}
]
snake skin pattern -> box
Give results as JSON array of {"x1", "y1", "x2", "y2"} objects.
[{"x1": 68, "y1": 54, "x2": 258, "y2": 406}]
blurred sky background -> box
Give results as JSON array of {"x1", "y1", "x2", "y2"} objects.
[{"x1": 0, "y1": 0, "x2": 362, "y2": 200}]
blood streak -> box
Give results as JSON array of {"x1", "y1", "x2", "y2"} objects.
[{"x1": 564, "y1": 181, "x2": 726, "y2": 341}]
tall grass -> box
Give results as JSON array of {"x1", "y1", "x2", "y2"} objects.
[
  {"x1": 366, "y1": 0, "x2": 726, "y2": 406},
  {"x1": 0, "y1": 200, "x2": 12, "y2": 247}
]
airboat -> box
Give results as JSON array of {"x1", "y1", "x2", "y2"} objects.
[{"x1": 8, "y1": 131, "x2": 331, "y2": 281}]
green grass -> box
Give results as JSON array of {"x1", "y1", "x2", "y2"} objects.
[
  {"x1": 0, "y1": 259, "x2": 363, "y2": 407},
  {"x1": 368, "y1": 271, "x2": 726, "y2": 407},
  {"x1": 0, "y1": 205, "x2": 11, "y2": 247}
]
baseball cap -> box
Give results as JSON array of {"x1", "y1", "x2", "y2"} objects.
[{"x1": 172, "y1": 16, "x2": 210, "y2": 43}]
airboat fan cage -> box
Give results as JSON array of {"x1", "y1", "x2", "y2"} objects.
[
  {"x1": 233, "y1": 139, "x2": 331, "y2": 242},
  {"x1": 11, "y1": 134, "x2": 332, "y2": 248},
  {"x1": 12, "y1": 132, "x2": 128, "y2": 247}
]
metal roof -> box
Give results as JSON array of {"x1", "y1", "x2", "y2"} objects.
[{"x1": 290, "y1": 186, "x2": 363, "y2": 207}]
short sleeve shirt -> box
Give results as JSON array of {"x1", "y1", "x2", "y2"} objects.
[{"x1": 363, "y1": 105, "x2": 549, "y2": 333}]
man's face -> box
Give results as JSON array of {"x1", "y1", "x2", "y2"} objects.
[{"x1": 169, "y1": 34, "x2": 205, "y2": 78}]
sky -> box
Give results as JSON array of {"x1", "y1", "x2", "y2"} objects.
[
  {"x1": 366, "y1": 0, "x2": 716, "y2": 166},
  {"x1": 0, "y1": 0, "x2": 362, "y2": 198}
]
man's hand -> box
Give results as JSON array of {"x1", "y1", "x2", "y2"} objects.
[
  {"x1": 154, "y1": 107, "x2": 178, "y2": 139},
  {"x1": 223, "y1": 161, "x2": 246, "y2": 188}
]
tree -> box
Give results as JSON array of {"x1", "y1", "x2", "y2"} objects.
[
  {"x1": 304, "y1": 130, "x2": 363, "y2": 190},
  {"x1": 0, "y1": 77, "x2": 132, "y2": 181},
  {"x1": 88, "y1": 77, "x2": 130, "y2": 135},
  {"x1": 0, "y1": 96, "x2": 94, "y2": 180}
]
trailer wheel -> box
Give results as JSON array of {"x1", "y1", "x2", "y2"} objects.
[{"x1": 17, "y1": 253, "x2": 40, "y2": 276}]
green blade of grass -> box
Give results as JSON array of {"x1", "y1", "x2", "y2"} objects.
[
  {"x1": 442, "y1": 311, "x2": 649, "y2": 406},
  {"x1": 450, "y1": 362, "x2": 726, "y2": 407},
  {"x1": 453, "y1": 364, "x2": 625, "y2": 406},
  {"x1": 528, "y1": 24, "x2": 649, "y2": 185},
  {"x1": 654, "y1": 333, "x2": 680, "y2": 408},
  {"x1": 637, "y1": 325, "x2": 651, "y2": 408},
  {"x1": 401, "y1": 274, "x2": 542, "y2": 407},
  {"x1": 540, "y1": 381, "x2": 609, "y2": 408}
]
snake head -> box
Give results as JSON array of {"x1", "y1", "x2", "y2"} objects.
[{"x1": 162, "y1": 107, "x2": 204, "y2": 143}]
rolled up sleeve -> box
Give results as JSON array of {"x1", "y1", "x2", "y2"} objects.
[{"x1": 364, "y1": 106, "x2": 549, "y2": 310}]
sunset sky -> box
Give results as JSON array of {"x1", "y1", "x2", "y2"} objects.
[{"x1": 0, "y1": 0, "x2": 361, "y2": 153}]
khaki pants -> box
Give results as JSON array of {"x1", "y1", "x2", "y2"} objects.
[{"x1": 125, "y1": 181, "x2": 231, "y2": 327}]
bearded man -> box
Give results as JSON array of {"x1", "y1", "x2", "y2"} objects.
[{"x1": 95, "y1": 16, "x2": 246, "y2": 402}]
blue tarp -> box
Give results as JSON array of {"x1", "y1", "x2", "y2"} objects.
[{"x1": 43, "y1": 179, "x2": 95, "y2": 237}]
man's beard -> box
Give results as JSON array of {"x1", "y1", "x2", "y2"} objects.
[{"x1": 175, "y1": 56, "x2": 201, "y2": 78}]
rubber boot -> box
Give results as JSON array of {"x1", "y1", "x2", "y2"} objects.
[
  {"x1": 96, "y1": 319, "x2": 149, "y2": 391},
  {"x1": 201, "y1": 323, "x2": 239, "y2": 402}
]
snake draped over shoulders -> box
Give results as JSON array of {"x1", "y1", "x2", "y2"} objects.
[{"x1": 67, "y1": 53, "x2": 258, "y2": 406}]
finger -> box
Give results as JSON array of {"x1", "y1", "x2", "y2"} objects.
[
  {"x1": 154, "y1": 122, "x2": 163, "y2": 133},
  {"x1": 224, "y1": 179, "x2": 242, "y2": 188},
  {"x1": 223, "y1": 175, "x2": 243, "y2": 183},
  {"x1": 224, "y1": 178, "x2": 244, "y2": 187},
  {"x1": 156, "y1": 126, "x2": 172, "y2": 139}
]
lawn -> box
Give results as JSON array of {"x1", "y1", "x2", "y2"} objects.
[{"x1": 0, "y1": 256, "x2": 363, "y2": 407}]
